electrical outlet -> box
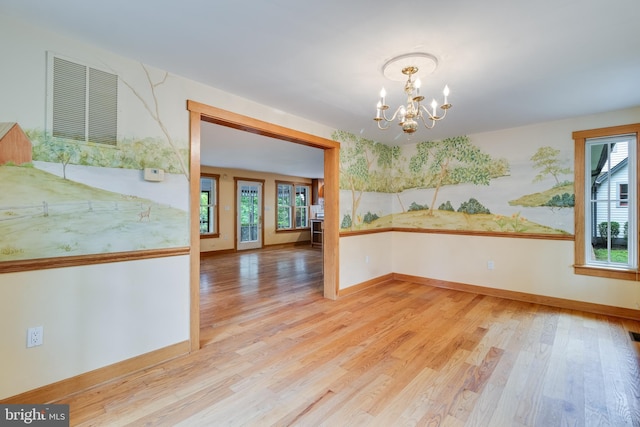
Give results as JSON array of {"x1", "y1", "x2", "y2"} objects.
[
  {"x1": 365, "y1": 255, "x2": 370, "y2": 264},
  {"x1": 27, "y1": 326, "x2": 43, "y2": 348},
  {"x1": 487, "y1": 260, "x2": 495, "y2": 270}
]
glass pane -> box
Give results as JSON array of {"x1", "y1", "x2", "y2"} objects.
[
  {"x1": 277, "y1": 184, "x2": 292, "y2": 229},
  {"x1": 240, "y1": 185, "x2": 259, "y2": 243},
  {"x1": 200, "y1": 177, "x2": 216, "y2": 234},
  {"x1": 587, "y1": 139, "x2": 630, "y2": 265},
  {"x1": 296, "y1": 206, "x2": 308, "y2": 228},
  {"x1": 278, "y1": 184, "x2": 292, "y2": 205},
  {"x1": 278, "y1": 207, "x2": 291, "y2": 229},
  {"x1": 592, "y1": 221, "x2": 629, "y2": 264},
  {"x1": 295, "y1": 186, "x2": 308, "y2": 206},
  {"x1": 200, "y1": 191, "x2": 210, "y2": 233}
]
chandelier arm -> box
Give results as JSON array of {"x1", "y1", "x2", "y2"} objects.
[
  {"x1": 417, "y1": 112, "x2": 436, "y2": 129},
  {"x1": 419, "y1": 104, "x2": 445, "y2": 121},
  {"x1": 380, "y1": 105, "x2": 405, "y2": 123}
]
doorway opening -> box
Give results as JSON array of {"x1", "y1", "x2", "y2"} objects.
[{"x1": 187, "y1": 100, "x2": 340, "y2": 351}]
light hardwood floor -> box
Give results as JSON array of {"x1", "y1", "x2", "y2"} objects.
[{"x1": 57, "y1": 246, "x2": 640, "y2": 426}]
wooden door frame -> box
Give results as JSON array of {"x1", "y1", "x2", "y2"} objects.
[{"x1": 187, "y1": 100, "x2": 340, "y2": 351}]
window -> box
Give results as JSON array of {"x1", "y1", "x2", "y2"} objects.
[
  {"x1": 276, "y1": 181, "x2": 310, "y2": 231},
  {"x1": 295, "y1": 185, "x2": 310, "y2": 228},
  {"x1": 50, "y1": 55, "x2": 118, "y2": 145},
  {"x1": 573, "y1": 123, "x2": 638, "y2": 279},
  {"x1": 619, "y1": 183, "x2": 628, "y2": 207},
  {"x1": 200, "y1": 174, "x2": 219, "y2": 237}
]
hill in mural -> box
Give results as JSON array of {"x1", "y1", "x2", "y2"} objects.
[
  {"x1": 347, "y1": 208, "x2": 570, "y2": 234},
  {"x1": 0, "y1": 165, "x2": 188, "y2": 261}
]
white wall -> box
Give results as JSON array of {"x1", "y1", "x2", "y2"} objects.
[
  {"x1": 340, "y1": 232, "x2": 393, "y2": 288},
  {"x1": 0, "y1": 15, "x2": 335, "y2": 399},
  {"x1": 392, "y1": 233, "x2": 640, "y2": 310},
  {"x1": 0, "y1": 257, "x2": 190, "y2": 398},
  {"x1": 340, "y1": 107, "x2": 640, "y2": 311}
]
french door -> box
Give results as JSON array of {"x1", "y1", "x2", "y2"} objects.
[{"x1": 236, "y1": 180, "x2": 263, "y2": 250}]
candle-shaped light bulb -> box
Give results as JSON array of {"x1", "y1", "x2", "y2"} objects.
[
  {"x1": 399, "y1": 106, "x2": 406, "y2": 122},
  {"x1": 431, "y1": 99, "x2": 438, "y2": 117},
  {"x1": 376, "y1": 101, "x2": 381, "y2": 118},
  {"x1": 415, "y1": 78, "x2": 421, "y2": 95},
  {"x1": 380, "y1": 87, "x2": 386, "y2": 106},
  {"x1": 443, "y1": 85, "x2": 450, "y2": 104}
]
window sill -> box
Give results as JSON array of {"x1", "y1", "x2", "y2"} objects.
[
  {"x1": 200, "y1": 233, "x2": 220, "y2": 239},
  {"x1": 574, "y1": 264, "x2": 639, "y2": 281},
  {"x1": 276, "y1": 228, "x2": 310, "y2": 233}
]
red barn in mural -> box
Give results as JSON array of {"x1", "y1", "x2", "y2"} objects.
[{"x1": 0, "y1": 122, "x2": 32, "y2": 165}]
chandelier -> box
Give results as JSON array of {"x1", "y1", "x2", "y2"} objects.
[{"x1": 374, "y1": 53, "x2": 451, "y2": 134}]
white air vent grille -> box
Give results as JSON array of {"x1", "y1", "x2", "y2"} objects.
[
  {"x1": 52, "y1": 56, "x2": 117, "y2": 145},
  {"x1": 88, "y1": 68, "x2": 118, "y2": 145},
  {"x1": 53, "y1": 57, "x2": 86, "y2": 141}
]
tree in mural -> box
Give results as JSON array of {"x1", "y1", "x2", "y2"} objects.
[
  {"x1": 373, "y1": 143, "x2": 401, "y2": 190},
  {"x1": 334, "y1": 131, "x2": 397, "y2": 228},
  {"x1": 408, "y1": 138, "x2": 431, "y2": 188},
  {"x1": 34, "y1": 138, "x2": 79, "y2": 180},
  {"x1": 119, "y1": 64, "x2": 190, "y2": 179},
  {"x1": 408, "y1": 136, "x2": 497, "y2": 216},
  {"x1": 373, "y1": 143, "x2": 406, "y2": 212},
  {"x1": 531, "y1": 146, "x2": 571, "y2": 185}
]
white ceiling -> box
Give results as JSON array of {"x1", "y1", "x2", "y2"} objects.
[
  {"x1": 200, "y1": 122, "x2": 325, "y2": 178},
  {"x1": 3, "y1": 1, "x2": 640, "y2": 178}
]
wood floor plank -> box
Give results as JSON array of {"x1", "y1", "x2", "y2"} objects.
[
  {"x1": 40, "y1": 247, "x2": 640, "y2": 426},
  {"x1": 371, "y1": 366, "x2": 437, "y2": 425},
  {"x1": 487, "y1": 349, "x2": 535, "y2": 426},
  {"x1": 582, "y1": 325, "x2": 611, "y2": 426},
  {"x1": 513, "y1": 342, "x2": 551, "y2": 425}
]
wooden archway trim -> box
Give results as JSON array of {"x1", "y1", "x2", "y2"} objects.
[{"x1": 187, "y1": 100, "x2": 340, "y2": 351}]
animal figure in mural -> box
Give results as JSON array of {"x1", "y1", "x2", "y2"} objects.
[{"x1": 139, "y1": 206, "x2": 151, "y2": 222}]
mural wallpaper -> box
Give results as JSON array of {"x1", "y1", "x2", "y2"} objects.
[
  {"x1": 334, "y1": 130, "x2": 574, "y2": 235},
  {"x1": 0, "y1": 62, "x2": 189, "y2": 263}
]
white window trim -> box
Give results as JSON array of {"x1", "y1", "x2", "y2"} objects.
[
  {"x1": 200, "y1": 174, "x2": 219, "y2": 237},
  {"x1": 584, "y1": 135, "x2": 636, "y2": 269},
  {"x1": 573, "y1": 123, "x2": 640, "y2": 280},
  {"x1": 276, "y1": 181, "x2": 311, "y2": 231}
]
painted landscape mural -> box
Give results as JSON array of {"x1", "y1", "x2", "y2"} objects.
[
  {"x1": 0, "y1": 61, "x2": 189, "y2": 263},
  {"x1": 334, "y1": 130, "x2": 574, "y2": 235}
]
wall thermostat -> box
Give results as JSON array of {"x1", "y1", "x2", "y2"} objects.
[{"x1": 143, "y1": 168, "x2": 165, "y2": 182}]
